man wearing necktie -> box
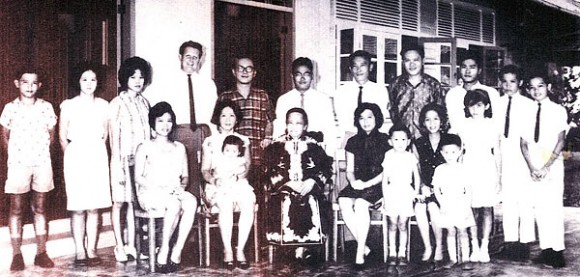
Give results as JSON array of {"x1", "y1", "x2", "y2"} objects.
[
  {"x1": 495, "y1": 65, "x2": 536, "y2": 262},
  {"x1": 334, "y1": 50, "x2": 390, "y2": 143},
  {"x1": 520, "y1": 74, "x2": 568, "y2": 268},
  {"x1": 143, "y1": 40, "x2": 218, "y2": 200}
]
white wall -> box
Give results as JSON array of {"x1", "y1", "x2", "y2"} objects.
[
  {"x1": 133, "y1": 0, "x2": 214, "y2": 87},
  {"x1": 294, "y1": 0, "x2": 336, "y2": 95}
]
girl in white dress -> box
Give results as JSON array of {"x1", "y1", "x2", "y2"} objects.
[
  {"x1": 459, "y1": 89, "x2": 501, "y2": 263},
  {"x1": 59, "y1": 64, "x2": 111, "y2": 265}
]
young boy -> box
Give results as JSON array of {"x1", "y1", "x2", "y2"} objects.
[
  {"x1": 0, "y1": 70, "x2": 57, "y2": 271},
  {"x1": 520, "y1": 74, "x2": 568, "y2": 268},
  {"x1": 432, "y1": 134, "x2": 475, "y2": 270},
  {"x1": 495, "y1": 65, "x2": 537, "y2": 261}
]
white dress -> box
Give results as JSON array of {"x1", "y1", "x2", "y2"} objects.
[
  {"x1": 62, "y1": 97, "x2": 111, "y2": 211},
  {"x1": 459, "y1": 118, "x2": 500, "y2": 207}
]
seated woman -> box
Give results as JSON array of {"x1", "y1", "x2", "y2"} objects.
[
  {"x1": 201, "y1": 100, "x2": 255, "y2": 270},
  {"x1": 338, "y1": 102, "x2": 391, "y2": 269},
  {"x1": 134, "y1": 102, "x2": 197, "y2": 274},
  {"x1": 263, "y1": 108, "x2": 333, "y2": 261}
]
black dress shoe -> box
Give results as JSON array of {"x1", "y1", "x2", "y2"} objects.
[
  {"x1": 10, "y1": 253, "x2": 25, "y2": 271},
  {"x1": 167, "y1": 260, "x2": 180, "y2": 273},
  {"x1": 550, "y1": 250, "x2": 566, "y2": 268},
  {"x1": 532, "y1": 248, "x2": 554, "y2": 266},
  {"x1": 34, "y1": 252, "x2": 55, "y2": 268},
  {"x1": 74, "y1": 258, "x2": 88, "y2": 266},
  {"x1": 223, "y1": 260, "x2": 234, "y2": 271},
  {"x1": 353, "y1": 263, "x2": 365, "y2": 271},
  {"x1": 155, "y1": 263, "x2": 168, "y2": 273}
]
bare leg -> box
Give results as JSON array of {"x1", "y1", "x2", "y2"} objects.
[
  {"x1": 387, "y1": 216, "x2": 398, "y2": 259},
  {"x1": 447, "y1": 228, "x2": 457, "y2": 263},
  {"x1": 458, "y1": 228, "x2": 470, "y2": 263},
  {"x1": 414, "y1": 203, "x2": 432, "y2": 260},
  {"x1": 427, "y1": 202, "x2": 444, "y2": 261},
  {"x1": 9, "y1": 194, "x2": 25, "y2": 255},
  {"x1": 235, "y1": 197, "x2": 255, "y2": 262},
  {"x1": 353, "y1": 199, "x2": 371, "y2": 264},
  {"x1": 71, "y1": 211, "x2": 87, "y2": 260},
  {"x1": 398, "y1": 217, "x2": 408, "y2": 258},
  {"x1": 125, "y1": 203, "x2": 136, "y2": 251},
  {"x1": 217, "y1": 200, "x2": 234, "y2": 261},
  {"x1": 158, "y1": 199, "x2": 180, "y2": 265},
  {"x1": 31, "y1": 191, "x2": 49, "y2": 254},
  {"x1": 111, "y1": 202, "x2": 127, "y2": 254},
  {"x1": 170, "y1": 196, "x2": 197, "y2": 264},
  {"x1": 480, "y1": 207, "x2": 493, "y2": 262},
  {"x1": 86, "y1": 210, "x2": 100, "y2": 258},
  {"x1": 469, "y1": 208, "x2": 480, "y2": 262}
]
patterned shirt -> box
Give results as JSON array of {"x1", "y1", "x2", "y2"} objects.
[
  {"x1": 218, "y1": 88, "x2": 275, "y2": 166},
  {"x1": 389, "y1": 73, "x2": 444, "y2": 139},
  {"x1": 0, "y1": 98, "x2": 57, "y2": 166}
]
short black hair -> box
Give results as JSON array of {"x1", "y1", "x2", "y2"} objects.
[
  {"x1": 222, "y1": 134, "x2": 245, "y2": 157},
  {"x1": 210, "y1": 100, "x2": 243, "y2": 128},
  {"x1": 118, "y1": 56, "x2": 152, "y2": 91},
  {"x1": 70, "y1": 62, "x2": 104, "y2": 98},
  {"x1": 15, "y1": 67, "x2": 41, "y2": 80},
  {"x1": 149, "y1": 101, "x2": 176, "y2": 141},
  {"x1": 353, "y1": 102, "x2": 384, "y2": 133},
  {"x1": 286, "y1": 107, "x2": 309, "y2": 127},
  {"x1": 419, "y1": 103, "x2": 449, "y2": 135},
  {"x1": 440, "y1": 133, "x2": 462, "y2": 148},
  {"x1": 349, "y1": 50, "x2": 372, "y2": 67},
  {"x1": 464, "y1": 89, "x2": 493, "y2": 118},
  {"x1": 388, "y1": 123, "x2": 411, "y2": 139},
  {"x1": 179, "y1": 40, "x2": 203, "y2": 57},
  {"x1": 500, "y1": 64, "x2": 523, "y2": 82},
  {"x1": 461, "y1": 50, "x2": 482, "y2": 68},
  {"x1": 292, "y1": 57, "x2": 313, "y2": 73},
  {"x1": 401, "y1": 44, "x2": 425, "y2": 59}
]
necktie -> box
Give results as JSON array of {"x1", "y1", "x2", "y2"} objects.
[
  {"x1": 504, "y1": 96, "x2": 512, "y2": 138},
  {"x1": 300, "y1": 92, "x2": 305, "y2": 109},
  {"x1": 534, "y1": 102, "x2": 541, "y2": 143},
  {"x1": 357, "y1": 86, "x2": 363, "y2": 105},
  {"x1": 187, "y1": 74, "x2": 197, "y2": 131}
]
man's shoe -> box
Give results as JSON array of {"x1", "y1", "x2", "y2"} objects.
[
  {"x1": 461, "y1": 261, "x2": 474, "y2": 270},
  {"x1": 10, "y1": 253, "x2": 25, "y2": 271},
  {"x1": 532, "y1": 248, "x2": 554, "y2": 265},
  {"x1": 34, "y1": 252, "x2": 55, "y2": 268},
  {"x1": 550, "y1": 250, "x2": 566, "y2": 268}
]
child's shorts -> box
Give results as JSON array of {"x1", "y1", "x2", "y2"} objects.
[{"x1": 5, "y1": 164, "x2": 54, "y2": 194}]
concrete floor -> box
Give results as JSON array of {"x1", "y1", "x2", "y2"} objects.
[{"x1": 1, "y1": 207, "x2": 580, "y2": 277}]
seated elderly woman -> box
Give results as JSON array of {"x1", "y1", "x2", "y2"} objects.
[
  {"x1": 201, "y1": 100, "x2": 255, "y2": 270},
  {"x1": 263, "y1": 107, "x2": 333, "y2": 261}
]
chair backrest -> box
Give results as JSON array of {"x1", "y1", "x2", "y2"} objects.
[
  {"x1": 332, "y1": 149, "x2": 347, "y2": 203},
  {"x1": 191, "y1": 124, "x2": 211, "y2": 198}
]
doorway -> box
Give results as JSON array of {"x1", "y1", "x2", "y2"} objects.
[{"x1": 214, "y1": 1, "x2": 293, "y2": 101}]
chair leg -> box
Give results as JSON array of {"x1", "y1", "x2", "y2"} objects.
[
  {"x1": 205, "y1": 218, "x2": 210, "y2": 267},
  {"x1": 325, "y1": 236, "x2": 329, "y2": 262},
  {"x1": 332, "y1": 211, "x2": 338, "y2": 262},
  {"x1": 149, "y1": 218, "x2": 156, "y2": 272},
  {"x1": 406, "y1": 220, "x2": 412, "y2": 261},
  {"x1": 135, "y1": 217, "x2": 141, "y2": 264},
  {"x1": 268, "y1": 245, "x2": 273, "y2": 264},
  {"x1": 197, "y1": 219, "x2": 203, "y2": 267},
  {"x1": 253, "y1": 211, "x2": 259, "y2": 263},
  {"x1": 382, "y1": 215, "x2": 388, "y2": 263}
]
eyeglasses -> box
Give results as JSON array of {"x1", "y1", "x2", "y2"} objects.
[{"x1": 237, "y1": 65, "x2": 255, "y2": 73}]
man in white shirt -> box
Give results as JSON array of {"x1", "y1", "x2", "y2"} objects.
[
  {"x1": 274, "y1": 57, "x2": 338, "y2": 154},
  {"x1": 334, "y1": 50, "x2": 390, "y2": 141},
  {"x1": 445, "y1": 50, "x2": 500, "y2": 134},
  {"x1": 143, "y1": 40, "x2": 218, "y2": 198}
]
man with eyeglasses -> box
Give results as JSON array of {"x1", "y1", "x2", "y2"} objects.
[
  {"x1": 273, "y1": 57, "x2": 337, "y2": 155},
  {"x1": 144, "y1": 40, "x2": 218, "y2": 199},
  {"x1": 217, "y1": 56, "x2": 275, "y2": 191}
]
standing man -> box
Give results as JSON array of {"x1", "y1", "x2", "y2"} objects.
[
  {"x1": 274, "y1": 57, "x2": 338, "y2": 154},
  {"x1": 445, "y1": 50, "x2": 500, "y2": 133},
  {"x1": 218, "y1": 56, "x2": 275, "y2": 191},
  {"x1": 144, "y1": 40, "x2": 218, "y2": 198},
  {"x1": 389, "y1": 45, "x2": 444, "y2": 139},
  {"x1": 334, "y1": 50, "x2": 390, "y2": 141}
]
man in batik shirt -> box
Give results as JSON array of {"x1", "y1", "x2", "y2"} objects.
[{"x1": 389, "y1": 45, "x2": 444, "y2": 139}]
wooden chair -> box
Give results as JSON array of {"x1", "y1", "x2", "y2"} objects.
[{"x1": 331, "y1": 149, "x2": 388, "y2": 263}]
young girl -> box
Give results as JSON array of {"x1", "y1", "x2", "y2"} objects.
[
  {"x1": 59, "y1": 64, "x2": 111, "y2": 265},
  {"x1": 338, "y1": 103, "x2": 390, "y2": 269},
  {"x1": 459, "y1": 89, "x2": 501, "y2": 263},
  {"x1": 433, "y1": 134, "x2": 475, "y2": 270},
  {"x1": 108, "y1": 56, "x2": 152, "y2": 262},
  {"x1": 413, "y1": 103, "x2": 448, "y2": 263},
  {"x1": 134, "y1": 102, "x2": 197, "y2": 273},
  {"x1": 382, "y1": 124, "x2": 420, "y2": 266}
]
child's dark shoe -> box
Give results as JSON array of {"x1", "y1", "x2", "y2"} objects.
[
  {"x1": 34, "y1": 252, "x2": 55, "y2": 268},
  {"x1": 10, "y1": 253, "x2": 25, "y2": 271}
]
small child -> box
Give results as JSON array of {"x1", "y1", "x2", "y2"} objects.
[
  {"x1": 205, "y1": 135, "x2": 252, "y2": 205},
  {"x1": 520, "y1": 74, "x2": 568, "y2": 268},
  {"x1": 382, "y1": 124, "x2": 420, "y2": 266},
  {"x1": 433, "y1": 134, "x2": 475, "y2": 270},
  {"x1": 0, "y1": 69, "x2": 57, "y2": 271},
  {"x1": 459, "y1": 89, "x2": 501, "y2": 263}
]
